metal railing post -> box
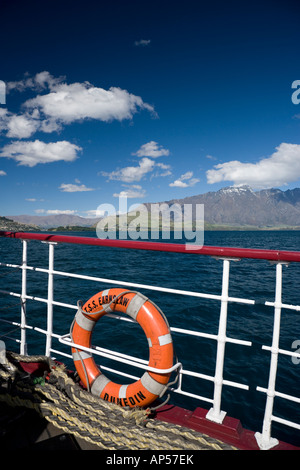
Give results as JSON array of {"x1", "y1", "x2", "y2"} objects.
[
  {"x1": 206, "y1": 258, "x2": 231, "y2": 424},
  {"x1": 255, "y1": 262, "x2": 285, "y2": 450},
  {"x1": 45, "y1": 242, "x2": 56, "y2": 357},
  {"x1": 20, "y1": 239, "x2": 28, "y2": 355}
]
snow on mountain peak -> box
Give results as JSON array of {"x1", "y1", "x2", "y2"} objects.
[{"x1": 218, "y1": 185, "x2": 254, "y2": 194}]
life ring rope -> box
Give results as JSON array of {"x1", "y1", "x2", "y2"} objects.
[{"x1": 70, "y1": 288, "x2": 177, "y2": 408}]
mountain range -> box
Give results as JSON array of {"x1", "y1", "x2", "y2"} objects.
[
  {"x1": 3, "y1": 186, "x2": 300, "y2": 230},
  {"x1": 157, "y1": 186, "x2": 300, "y2": 228}
]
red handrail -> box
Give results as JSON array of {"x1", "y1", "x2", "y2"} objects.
[{"x1": 1, "y1": 230, "x2": 300, "y2": 262}]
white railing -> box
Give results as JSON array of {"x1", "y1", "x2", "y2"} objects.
[{"x1": 0, "y1": 231, "x2": 300, "y2": 450}]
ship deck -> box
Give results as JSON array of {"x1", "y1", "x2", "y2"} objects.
[{"x1": 0, "y1": 353, "x2": 298, "y2": 452}]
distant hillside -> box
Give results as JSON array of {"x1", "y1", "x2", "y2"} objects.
[
  {"x1": 143, "y1": 186, "x2": 300, "y2": 228},
  {"x1": 0, "y1": 216, "x2": 39, "y2": 231},
  {"x1": 6, "y1": 213, "x2": 102, "y2": 229}
]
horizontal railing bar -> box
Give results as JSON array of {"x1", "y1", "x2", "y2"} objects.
[
  {"x1": 2, "y1": 231, "x2": 300, "y2": 262},
  {"x1": 181, "y1": 369, "x2": 214, "y2": 382},
  {"x1": 0, "y1": 335, "x2": 21, "y2": 344},
  {"x1": 0, "y1": 290, "x2": 22, "y2": 299},
  {"x1": 49, "y1": 347, "x2": 143, "y2": 381},
  {"x1": 265, "y1": 301, "x2": 300, "y2": 312},
  {"x1": 50, "y1": 345, "x2": 215, "y2": 403},
  {"x1": 50, "y1": 349, "x2": 166, "y2": 383},
  {"x1": 0, "y1": 318, "x2": 21, "y2": 327},
  {"x1": 50, "y1": 348, "x2": 72, "y2": 359},
  {"x1": 0, "y1": 321, "x2": 60, "y2": 340},
  {"x1": 49, "y1": 346, "x2": 172, "y2": 389},
  {"x1": 171, "y1": 388, "x2": 214, "y2": 404},
  {"x1": 0, "y1": 320, "x2": 33, "y2": 331},
  {"x1": 223, "y1": 379, "x2": 249, "y2": 391},
  {"x1": 257, "y1": 386, "x2": 300, "y2": 404},
  {"x1": 49, "y1": 345, "x2": 143, "y2": 385},
  {"x1": 58, "y1": 335, "x2": 248, "y2": 391},
  {"x1": 182, "y1": 369, "x2": 249, "y2": 390},
  {"x1": 172, "y1": 328, "x2": 218, "y2": 341},
  {"x1": 50, "y1": 347, "x2": 212, "y2": 405},
  {"x1": 262, "y1": 345, "x2": 300, "y2": 359},
  {"x1": 271, "y1": 415, "x2": 300, "y2": 431},
  {"x1": 7, "y1": 320, "x2": 248, "y2": 391},
  {"x1": 0, "y1": 292, "x2": 252, "y2": 346},
  {"x1": 0, "y1": 262, "x2": 22, "y2": 269},
  {"x1": 171, "y1": 326, "x2": 252, "y2": 346},
  {"x1": 0, "y1": 264, "x2": 255, "y2": 305},
  {"x1": 0, "y1": 290, "x2": 79, "y2": 310},
  {"x1": 59, "y1": 333, "x2": 182, "y2": 374}
]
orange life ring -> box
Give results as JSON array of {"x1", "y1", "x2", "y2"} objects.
[{"x1": 71, "y1": 288, "x2": 174, "y2": 408}]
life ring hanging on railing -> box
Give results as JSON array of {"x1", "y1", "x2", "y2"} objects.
[{"x1": 71, "y1": 288, "x2": 174, "y2": 408}]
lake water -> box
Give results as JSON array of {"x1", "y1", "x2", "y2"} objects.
[{"x1": 0, "y1": 230, "x2": 299, "y2": 446}]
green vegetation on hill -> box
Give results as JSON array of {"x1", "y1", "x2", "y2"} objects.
[
  {"x1": 0, "y1": 216, "x2": 39, "y2": 231},
  {"x1": 47, "y1": 225, "x2": 95, "y2": 232}
]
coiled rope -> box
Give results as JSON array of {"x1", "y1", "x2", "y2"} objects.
[{"x1": 0, "y1": 352, "x2": 236, "y2": 450}]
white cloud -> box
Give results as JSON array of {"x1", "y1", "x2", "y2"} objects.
[
  {"x1": 113, "y1": 189, "x2": 146, "y2": 198},
  {"x1": 101, "y1": 157, "x2": 155, "y2": 183},
  {"x1": 82, "y1": 209, "x2": 101, "y2": 218},
  {"x1": 39, "y1": 117, "x2": 62, "y2": 134},
  {"x1": 206, "y1": 154, "x2": 217, "y2": 160},
  {"x1": 169, "y1": 171, "x2": 200, "y2": 188},
  {"x1": 0, "y1": 108, "x2": 41, "y2": 139},
  {"x1": 2, "y1": 72, "x2": 156, "y2": 139},
  {"x1": 6, "y1": 75, "x2": 38, "y2": 93},
  {"x1": 0, "y1": 108, "x2": 64, "y2": 140},
  {"x1": 25, "y1": 81, "x2": 155, "y2": 125},
  {"x1": 206, "y1": 143, "x2": 300, "y2": 189},
  {"x1": 7, "y1": 71, "x2": 65, "y2": 93},
  {"x1": 35, "y1": 209, "x2": 77, "y2": 215},
  {"x1": 34, "y1": 71, "x2": 66, "y2": 90},
  {"x1": 0, "y1": 140, "x2": 82, "y2": 167},
  {"x1": 59, "y1": 182, "x2": 95, "y2": 192},
  {"x1": 26, "y1": 198, "x2": 44, "y2": 202},
  {"x1": 134, "y1": 39, "x2": 151, "y2": 47},
  {"x1": 0, "y1": 170, "x2": 6, "y2": 176},
  {"x1": 155, "y1": 162, "x2": 172, "y2": 177},
  {"x1": 133, "y1": 141, "x2": 170, "y2": 158},
  {"x1": 113, "y1": 184, "x2": 146, "y2": 198},
  {"x1": 6, "y1": 113, "x2": 40, "y2": 138},
  {"x1": 0, "y1": 108, "x2": 9, "y2": 132},
  {"x1": 46, "y1": 209, "x2": 77, "y2": 215}
]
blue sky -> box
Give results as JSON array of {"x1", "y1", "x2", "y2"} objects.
[{"x1": 0, "y1": 0, "x2": 300, "y2": 217}]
